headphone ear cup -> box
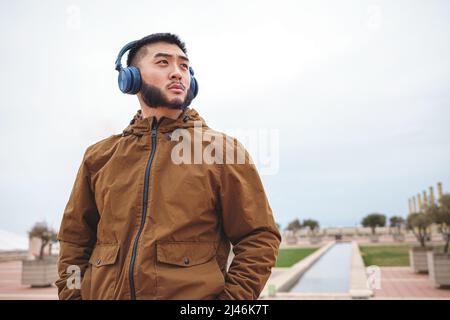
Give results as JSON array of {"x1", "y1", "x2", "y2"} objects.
[
  {"x1": 190, "y1": 76, "x2": 198, "y2": 98},
  {"x1": 188, "y1": 67, "x2": 199, "y2": 99},
  {"x1": 118, "y1": 66, "x2": 141, "y2": 94},
  {"x1": 128, "y1": 66, "x2": 141, "y2": 94},
  {"x1": 118, "y1": 68, "x2": 131, "y2": 93}
]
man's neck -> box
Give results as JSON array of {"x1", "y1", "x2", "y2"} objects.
[{"x1": 140, "y1": 105, "x2": 183, "y2": 122}]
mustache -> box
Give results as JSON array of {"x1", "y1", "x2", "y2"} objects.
[{"x1": 168, "y1": 82, "x2": 186, "y2": 90}]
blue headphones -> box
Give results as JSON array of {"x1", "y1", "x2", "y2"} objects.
[{"x1": 114, "y1": 40, "x2": 199, "y2": 98}]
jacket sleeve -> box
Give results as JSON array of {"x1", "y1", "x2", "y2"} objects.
[
  {"x1": 55, "y1": 147, "x2": 99, "y2": 300},
  {"x1": 216, "y1": 141, "x2": 281, "y2": 300}
]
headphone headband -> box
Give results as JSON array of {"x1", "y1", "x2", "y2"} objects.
[{"x1": 115, "y1": 40, "x2": 139, "y2": 71}]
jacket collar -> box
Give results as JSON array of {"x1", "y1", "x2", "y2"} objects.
[{"x1": 122, "y1": 107, "x2": 208, "y2": 137}]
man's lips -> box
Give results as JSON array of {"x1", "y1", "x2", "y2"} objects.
[{"x1": 168, "y1": 83, "x2": 184, "y2": 91}]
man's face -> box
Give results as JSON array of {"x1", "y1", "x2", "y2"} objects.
[{"x1": 136, "y1": 42, "x2": 191, "y2": 109}]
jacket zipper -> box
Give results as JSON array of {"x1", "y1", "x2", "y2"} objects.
[{"x1": 129, "y1": 119, "x2": 159, "y2": 300}]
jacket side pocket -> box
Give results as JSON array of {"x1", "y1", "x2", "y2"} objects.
[
  {"x1": 156, "y1": 241, "x2": 225, "y2": 299},
  {"x1": 87, "y1": 243, "x2": 120, "y2": 300}
]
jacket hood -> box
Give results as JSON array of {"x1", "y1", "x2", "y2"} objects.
[{"x1": 122, "y1": 107, "x2": 208, "y2": 137}]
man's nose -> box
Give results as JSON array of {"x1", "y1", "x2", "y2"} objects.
[{"x1": 169, "y1": 66, "x2": 183, "y2": 80}]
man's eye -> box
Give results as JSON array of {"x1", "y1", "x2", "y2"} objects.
[
  {"x1": 181, "y1": 64, "x2": 189, "y2": 69},
  {"x1": 157, "y1": 60, "x2": 168, "y2": 65}
]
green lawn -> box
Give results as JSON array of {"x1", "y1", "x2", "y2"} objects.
[
  {"x1": 359, "y1": 244, "x2": 446, "y2": 267},
  {"x1": 359, "y1": 245, "x2": 410, "y2": 267},
  {"x1": 275, "y1": 248, "x2": 318, "y2": 267}
]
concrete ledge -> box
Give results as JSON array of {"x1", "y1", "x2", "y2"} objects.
[
  {"x1": 349, "y1": 241, "x2": 373, "y2": 299},
  {"x1": 0, "y1": 251, "x2": 27, "y2": 263},
  {"x1": 260, "y1": 292, "x2": 351, "y2": 300},
  {"x1": 259, "y1": 241, "x2": 335, "y2": 298}
]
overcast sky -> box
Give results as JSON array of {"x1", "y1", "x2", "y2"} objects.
[{"x1": 1, "y1": 0, "x2": 449, "y2": 235}]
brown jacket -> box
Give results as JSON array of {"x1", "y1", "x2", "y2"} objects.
[{"x1": 56, "y1": 107, "x2": 281, "y2": 300}]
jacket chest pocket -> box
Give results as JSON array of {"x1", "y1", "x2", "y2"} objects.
[
  {"x1": 85, "y1": 243, "x2": 120, "y2": 300},
  {"x1": 155, "y1": 241, "x2": 225, "y2": 300}
]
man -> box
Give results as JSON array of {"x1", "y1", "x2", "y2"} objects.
[{"x1": 56, "y1": 33, "x2": 281, "y2": 300}]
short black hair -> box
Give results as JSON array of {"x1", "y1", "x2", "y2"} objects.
[{"x1": 126, "y1": 33, "x2": 187, "y2": 67}]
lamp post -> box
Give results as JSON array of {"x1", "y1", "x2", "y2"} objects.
[
  {"x1": 412, "y1": 196, "x2": 417, "y2": 212},
  {"x1": 437, "y1": 182, "x2": 443, "y2": 202},
  {"x1": 418, "y1": 193, "x2": 423, "y2": 212},
  {"x1": 423, "y1": 190, "x2": 428, "y2": 210},
  {"x1": 429, "y1": 186, "x2": 435, "y2": 206}
]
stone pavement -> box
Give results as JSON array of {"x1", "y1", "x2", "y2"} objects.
[
  {"x1": 372, "y1": 267, "x2": 450, "y2": 300},
  {"x1": 0, "y1": 260, "x2": 57, "y2": 300}
]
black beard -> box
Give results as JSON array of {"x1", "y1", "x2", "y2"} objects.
[{"x1": 140, "y1": 80, "x2": 194, "y2": 110}]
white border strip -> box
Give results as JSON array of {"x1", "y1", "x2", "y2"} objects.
[
  {"x1": 349, "y1": 241, "x2": 373, "y2": 299},
  {"x1": 259, "y1": 241, "x2": 335, "y2": 298}
]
